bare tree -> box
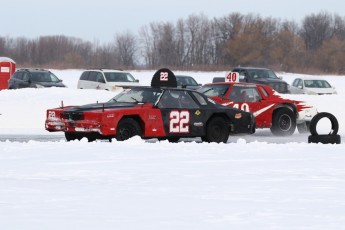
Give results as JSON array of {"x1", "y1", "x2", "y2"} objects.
[
  {"x1": 114, "y1": 31, "x2": 137, "y2": 68},
  {"x1": 300, "y1": 12, "x2": 334, "y2": 50}
]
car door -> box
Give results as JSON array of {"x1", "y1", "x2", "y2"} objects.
[{"x1": 157, "y1": 89, "x2": 203, "y2": 137}]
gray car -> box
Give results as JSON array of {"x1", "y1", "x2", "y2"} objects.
[
  {"x1": 8, "y1": 69, "x2": 66, "y2": 89},
  {"x1": 176, "y1": 75, "x2": 201, "y2": 90},
  {"x1": 231, "y1": 67, "x2": 289, "y2": 93}
]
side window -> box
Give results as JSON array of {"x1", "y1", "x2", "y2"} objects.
[
  {"x1": 178, "y1": 91, "x2": 199, "y2": 109},
  {"x1": 228, "y1": 85, "x2": 244, "y2": 102},
  {"x1": 88, "y1": 71, "x2": 98, "y2": 82},
  {"x1": 158, "y1": 90, "x2": 199, "y2": 109},
  {"x1": 13, "y1": 72, "x2": 23, "y2": 80},
  {"x1": 297, "y1": 79, "x2": 303, "y2": 88},
  {"x1": 192, "y1": 92, "x2": 207, "y2": 106},
  {"x1": 158, "y1": 91, "x2": 180, "y2": 108},
  {"x1": 22, "y1": 73, "x2": 29, "y2": 81},
  {"x1": 80, "y1": 71, "x2": 90, "y2": 80},
  {"x1": 245, "y1": 88, "x2": 261, "y2": 102},
  {"x1": 96, "y1": 73, "x2": 105, "y2": 83}
]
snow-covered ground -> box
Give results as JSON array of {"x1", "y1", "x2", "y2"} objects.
[{"x1": 1, "y1": 70, "x2": 345, "y2": 230}]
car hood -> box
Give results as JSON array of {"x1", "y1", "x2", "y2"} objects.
[
  {"x1": 36, "y1": 82, "x2": 66, "y2": 87},
  {"x1": 254, "y1": 78, "x2": 286, "y2": 84},
  {"x1": 305, "y1": 88, "x2": 337, "y2": 95}
]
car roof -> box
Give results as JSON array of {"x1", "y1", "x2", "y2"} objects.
[
  {"x1": 176, "y1": 75, "x2": 194, "y2": 78},
  {"x1": 16, "y1": 68, "x2": 50, "y2": 72},
  {"x1": 294, "y1": 76, "x2": 330, "y2": 81},
  {"x1": 232, "y1": 67, "x2": 271, "y2": 71},
  {"x1": 205, "y1": 81, "x2": 263, "y2": 87},
  {"x1": 85, "y1": 69, "x2": 127, "y2": 73},
  {"x1": 133, "y1": 85, "x2": 198, "y2": 91}
]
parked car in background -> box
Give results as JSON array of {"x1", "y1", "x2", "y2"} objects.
[
  {"x1": 8, "y1": 68, "x2": 66, "y2": 89},
  {"x1": 198, "y1": 81, "x2": 317, "y2": 136},
  {"x1": 77, "y1": 69, "x2": 140, "y2": 91},
  {"x1": 289, "y1": 77, "x2": 337, "y2": 95},
  {"x1": 212, "y1": 77, "x2": 225, "y2": 83},
  {"x1": 176, "y1": 75, "x2": 201, "y2": 89},
  {"x1": 230, "y1": 67, "x2": 290, "y2": 94}
]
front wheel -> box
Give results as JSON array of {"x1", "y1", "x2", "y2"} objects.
[
  {"x1": 270, "y1": 108, "x2": 296, "y2": 136},
  {"x1": 115, "y1": 118, "x2": 142, "y2": 141},
  {"x1": 203, "y1": 117, "x2": 230, "y2": 143}
]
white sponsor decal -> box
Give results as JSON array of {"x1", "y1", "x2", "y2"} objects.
[
  {"x1": 0, "y1": 67, "x2": 10, "y2": 73},
  {"x1": 253, "y1": 104, "x2": 275, "y2": 117}
]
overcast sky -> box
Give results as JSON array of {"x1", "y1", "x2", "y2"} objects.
[{"x1": 2, "y1": 0, "x2": 345, "y2": 43}]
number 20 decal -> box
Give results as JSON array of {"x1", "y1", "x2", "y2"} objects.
[{"x1": 169, "y1": 111, "x2": 190, "y2": 133}]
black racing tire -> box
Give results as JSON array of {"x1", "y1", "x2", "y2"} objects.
[
  {"x1": 309, "y1": 112, "x2": 339, "y2": 136},
  {"x1": 270, "y1": 108, "x2": 296, "y2": 136},
  {"x1": 65, "y1": 132, "x2": 82, "y2": 141},
  {"x1": 297, "y1": 121, "x2": 310, "y2": 134},
  {"x1": 115, "y1": 118, "x2": 142, "y2": 141},
  {"x1": 204, "y1": 117, "x2": 230, "y2": 143},
  {"x1": 158, "y1": 137, "x2": 180, "y2": 143},
  {"x1": 308, "y1": 134, "x2": 341, "y2": 144},
  {"x1": 167, "y1": 137, "x2": 180, "y2": 143}
]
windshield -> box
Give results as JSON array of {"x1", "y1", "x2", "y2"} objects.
[
  {"x1": 31, "y1": 72, "x2": 60, "y2": 82},
  {"x1": 104, "y1": 72, "x2": 136, "y2": 82},
  {"x1": 109, "y1": 87, "x2": 163, "y2": 104},
  {"x1": 176, "y1": 76, "x2": 198, "y2": 86},
  {"x1": 197, "y1": 84, "x2": 229, "y2": 97},
  {"x1": 304, "y1": 80, "x2": 331, "y2": 88},
  {"x1": 247, "y1": 69, "x2": 279, "y2": 79}
]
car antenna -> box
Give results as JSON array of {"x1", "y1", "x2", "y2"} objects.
[{"x1": 60, "y1": 100, "x2": 64, "y2": 108}]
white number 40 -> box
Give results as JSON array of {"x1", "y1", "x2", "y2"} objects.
[{"x1": 169, "y1": 111, "x2": 190, "y2": 133}]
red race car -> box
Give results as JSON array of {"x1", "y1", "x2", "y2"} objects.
[
  {"x1": 45, "y1": 68, "x2": 255, "y2": 143},
  {"x1": 198, "y1": 79, "x2": 317, "y2": 136}
]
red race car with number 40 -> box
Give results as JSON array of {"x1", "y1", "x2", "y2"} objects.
[
  {"x1": 45, "y1": 68, "x2": 256, "y2": 143},
  {"x1": 198, "y1": 72, "x2": 317, "y2": 136}
]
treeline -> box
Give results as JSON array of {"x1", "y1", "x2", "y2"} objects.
[{"x1": 2, "y1": 11, "x2": 345, "y2": 73}]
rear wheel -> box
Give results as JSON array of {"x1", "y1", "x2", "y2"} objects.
[
  {"x1": 115, "y1": 118, "x2": 142, "y2": 141},
  {"x1": 204, "y1": 117, "x2": 230, "y2": 143},
  {"x1": 167, "y1": 137, "x2": 180, "y2": 143},
  {"x1": 65, "y1": 132, "x2": 82, "y2": 141},
  {"x1": 270, "y1": 108, "x2": 296, "y2": 136}
]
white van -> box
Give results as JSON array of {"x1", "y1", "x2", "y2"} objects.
[{"x1": 77, "y1": 69, "x2": 140, "y2": 91}]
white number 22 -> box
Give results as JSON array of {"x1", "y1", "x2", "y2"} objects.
[{"x1": 169, "y1": 111, "x2": 190, "y2": 133}]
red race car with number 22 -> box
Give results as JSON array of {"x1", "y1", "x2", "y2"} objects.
[{"x1": 45, "y1": 68, "x2": 256, "y2": 143}]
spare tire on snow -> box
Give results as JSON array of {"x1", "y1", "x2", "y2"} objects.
[{"x1": 308, "y1": 112, "x2": 341, "y2": 144}]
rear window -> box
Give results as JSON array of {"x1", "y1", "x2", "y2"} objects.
[{"x1": 104, "y1": 72, "x2": 135, "y2": 82}]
